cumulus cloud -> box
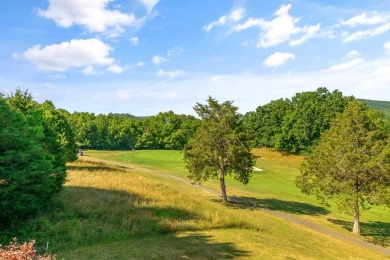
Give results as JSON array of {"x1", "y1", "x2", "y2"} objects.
[
  {"x1": 37, "y1": 0, "x2": 138, "y2": 37},
  {"x1": 136, "y1": 61, "x2": 146, "y2": 66},
  {"x1": 107, "y1": 65, "x2": 125, "y2": 73},
  {"x1": 204, "y1": 8, "x2": 245, "y2": 31},
  {"x1": 157, "y1": 69, "x2": 184, "y2": 78},
  {"x1": 22, "y1": 38, "x2": 114, "y2": 71},
  {"x1": 152, "y1": 55, "x2": 169, "y2": 64},
  {"x1": 327, "y1": 58, "x2": 364, "y2": 71},
  {"x1": 234, "y1": 4, "x2": 320, "y2": 48},
  {"x1": 263, "y1": 52, "x2": 295, "y2": 68}
]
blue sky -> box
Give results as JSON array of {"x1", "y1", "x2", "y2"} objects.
[{"x1": 1, "y1": 0, "x2": 389, "y2": 116}]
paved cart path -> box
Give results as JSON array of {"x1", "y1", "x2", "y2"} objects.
[{"x1": 86, "y1": 156, "x2": 390, "y2": 257}]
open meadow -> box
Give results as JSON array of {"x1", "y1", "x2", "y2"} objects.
[
  {"x1": 20, "y1": 148, "x2": 383, "y2": 259},
  {"x1": 86, "y1": 149, "x2": 390, "y2": 248}
]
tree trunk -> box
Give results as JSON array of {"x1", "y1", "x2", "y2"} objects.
[
  {"x1": 352, "y1": 200, "x2": 360, "y2": 235},
  {"x1": 219, "y1": 170, "x2": 228, "y2": 202}
]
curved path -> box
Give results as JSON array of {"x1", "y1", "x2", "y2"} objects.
[{"x1": 86, "y1": 156, "x2": 390, "y2": 257}]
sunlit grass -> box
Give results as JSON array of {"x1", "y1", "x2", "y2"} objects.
[
  {"x1": 50, "y1": 156, "x2": 388, "y2": 259},
  {"x1": 86, "y1": 148, "x2": 390, "y2": 247}
]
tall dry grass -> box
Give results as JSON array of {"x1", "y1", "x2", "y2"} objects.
[{"x1": 24, "y1": 156, "x2": 253, "y2": 251}]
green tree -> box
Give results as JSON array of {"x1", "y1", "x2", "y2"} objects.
[
  {"x1": 279, "y1": 88, "x2": 351, "y2": 153},
  {"x1": 296, "y1": 101, "x2": 390, "y2": 234},
  {"x1": 0, "y1": 97, "x2": 55, "y2": 227},
  {"x1": 184, "y1": 97, "x2": 256, "y2": 202},
  {"x1": 6, "y1": 90, "x2": 70, "y2": 192}
]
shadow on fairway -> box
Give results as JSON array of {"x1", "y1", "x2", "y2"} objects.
[
  {"x1": 227, "y1": 197, "x2": 330, "y2": 216},
  {"x1": 328, "y1": 218, "x2": 390, "y2": 247}
]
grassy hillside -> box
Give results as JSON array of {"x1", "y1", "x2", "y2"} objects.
[
  {"x1": 38, "y1": 156, "x2": 389, "y2": 259},
  {"x1": 87, "y1": 149, "x2": 390, "y2": 248},
  {"x1": 358, "y1": 98, "x2": 390, "y2": 119}
]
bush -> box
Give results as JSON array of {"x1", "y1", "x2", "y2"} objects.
[{"x1": 0, "y1": 237, "x2": 56, "y2": 260}]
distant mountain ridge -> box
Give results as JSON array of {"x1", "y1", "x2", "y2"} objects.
[
  {"x1": 357, "y1": 99, "x2": 390, "y2": 119},
  {"x1": 114, "y1": 113, "x2": 149, "y2": 120}
]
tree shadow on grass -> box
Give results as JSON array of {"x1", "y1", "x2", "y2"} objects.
[
  {"x1": 228, "y1": 196, "x2": 330, "y2": 216},
  {"x1": 328, "y1": 218, "x2": 390, "y2": 247},
  {"x1": 59, "y1": 232, "x2": 250, "y2": 260},
  {"x1": 14, "y1": 184, "x2": 250, "y2": 258}
]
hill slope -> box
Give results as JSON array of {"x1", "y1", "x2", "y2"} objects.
[{"x1": 358, "y1": 99, "x2": 390, "y2": 119}]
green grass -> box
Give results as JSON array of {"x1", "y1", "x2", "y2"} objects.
[
  {"x1": 86, "y1": 148, "x2": 390, "y2": 247},
  {"x1": 51, "y1": 158, "x2": 389, "y2": 259}
]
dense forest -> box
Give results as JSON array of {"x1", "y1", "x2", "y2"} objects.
[{"x1": 61, "y1": 88, "x2": 390, "y2": 154}]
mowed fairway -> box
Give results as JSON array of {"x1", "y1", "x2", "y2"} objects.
[
  {"x1": 87, "y1": 149, "x2": 390, "y2": 248},
  {"x1": 52, "y1": 156, "x2": 389, "y2": 259}
]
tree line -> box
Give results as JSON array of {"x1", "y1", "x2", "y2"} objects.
[
  {"x1": 65, "y1": 111, "x2": 199, "y2": 150},
  {"x1": 243, "y1": 87, "x2": 354, "y2": 154}
]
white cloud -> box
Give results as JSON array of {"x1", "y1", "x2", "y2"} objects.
[
  {"x1": 136, "y1": 61, "x2": 146, "y2": 67},
  {"x1": 211, "y1": 76, "x2": 221, "y2": 83},
  {"x1": 385, "y1": 42, "x2": 390, "y2": 55},
  {"x1": 204, "y1": 8, "x2": 245, "y2": 31},
  {"x1": 116, "y1": 89, "x2": 131, "y2": 100},
  {"x1": 343, "y1": 23, "x2": 390, "y2": 42},
  {"x1": 82, "y1": 65, "x2": 97, "y2": 75},
  {"x1": 346, "y1": 50, "x2": 361, "y2": 58},
  {"x1": 233, "y1": 17, "x2": 264, "y2": 31},
  {"x1": 139, "y1": 0, "x2": 159, "y2": 13},
  {"x1": 166, "y1": 46, "x2": 185, "y2": 57},
  {"x1": 234, "y1": 4, "x2": 320, "y2": 48},
  {"x1": 38, "y1": 0, "x2": 138, "y2": 37},
  {"x1": 152, "y1": 55, "x2": 169, "y2": 64},
  {"x1": 263, "y1": 52, "x2": 295, "y2": 68},
  {"x1": 22, "y1": 38, "x2": 114, "y2": 71},
  {"x1": 229, "y1": 8, "x2": 245, "y2": 22},
  {"x1": 373, "y1": 66, "x2": 390, "y2": 78},
  {"x1": 107, "y1": 65, "x2": 125, "y2": 73},
  {"x1": 327, "y1": 58, "x2": 364, "y2": 71},
  {"x1": 340, "y1": 13, "x2": 388, "y2": 27},
  {"x1": 130, "y1": 36, "x2": 139, "y2": 46},
  {"x1": 289, "y1": 24, "x2": 320, "y2": 46},
  {"x1": 157, "y1": 69, "x2": 184, "y2": 78}
]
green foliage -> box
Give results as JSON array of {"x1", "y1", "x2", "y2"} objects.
[
  {"x1": 358, "y1": 99, "x2": 390, "y2": 119},
  {"x1": 0, "y1": 89, "x2": 77, "y2": 230},
  {"x1": 67, "y1": 111, "x2": 199, "y2": 150},
  {"x1": 184, "y1": 97, "x2": 255, "y2": 201},
  {"x1": 243, "y1": 87, "x2": 352, "y2": 154},
  {"x1": 296, "y1": 101, "x2": 390, "y2": 233},
  {"x1": 243, "y1": 98, "x2": 292, "y2": 148},
  {"x1": 0, "y1": 97, "x2": 55, "y2": 227}
]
